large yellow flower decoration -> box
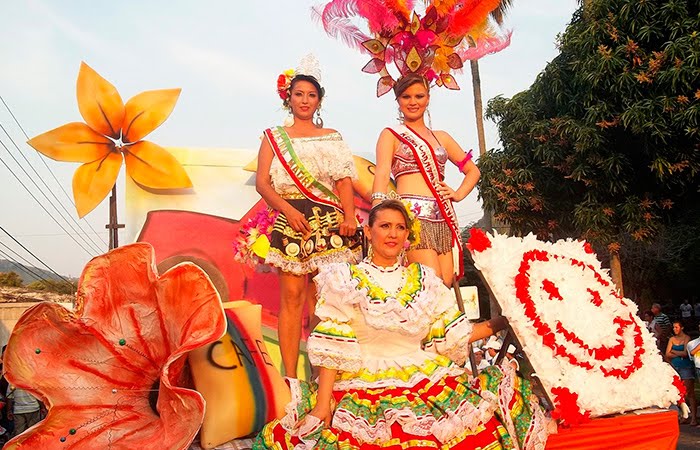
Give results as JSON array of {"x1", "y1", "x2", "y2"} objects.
[{"x1": 28, "y1": 62, "x2": 192, "y2": 218}]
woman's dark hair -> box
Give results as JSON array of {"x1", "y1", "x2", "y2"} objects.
[
  {"x1": 368, "y1": 199, "x2": 409, "y2": 227},
  {"x1": 290, "y1": 75, "x2": 325, "y2": 100},
  {"x1": 673, "y1": 319, "x2": 686, "y2": 331},
  {"x1": 393, "y1": 72, "x2": 430, "y2": 98}
]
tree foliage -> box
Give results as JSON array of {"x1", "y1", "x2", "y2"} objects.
[
  {"x1": 478, "y1": 0, "x2": 699, "y2": 298},
  {"x1": 0, "y1": 271, "x2": 23, "y2": 287},
  {"x1": 26, "y1": 279, "x2": 76, "y2": 295},
  {"x1": 481, "y1": 0, "x2": 698, "y2": 243}
]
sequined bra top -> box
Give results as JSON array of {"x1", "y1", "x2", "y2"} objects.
[{"x1": 392, "y1": 142, "x2": 449, "y2": 180}]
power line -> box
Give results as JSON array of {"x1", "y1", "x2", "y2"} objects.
[
  {"x1": 0, "y1": 95, "x2": 108, "y2": 248},
  {"x1": 0, "y1": 226, "x2": 72, "y2": 285},
  {"x1": 0, "y1": 121, "x2": 106, "y2": 252},
  {"x1": 0, "y1": 240, "x2": 43, "y2": 270},
  {"x1": 0, "y1": 245, "x2": 51, "y2": 283},
  {"x1": 0, "y1": 142, "x2": 97, "y2": 257},
  {"x1": 0, "y1": 133, "x2": 103, "y2": 254}
]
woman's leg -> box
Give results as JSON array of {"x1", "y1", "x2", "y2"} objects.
[
  {"x1": 278, "y1": 271, "x2": 307, "y2": 378},
  {"x1": 437, "y1": 251, "x2": 455, "y2": 286}
]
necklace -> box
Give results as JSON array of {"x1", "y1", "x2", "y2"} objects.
[
  {"x1": 364, "y1": 257, "x2": 401, "y2": 273},
  {"x1": 352, "y1": 263, "x2": 422, "y2": 306}
]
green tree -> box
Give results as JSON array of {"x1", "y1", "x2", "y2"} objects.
[
  {"x1": 479, "y1": 0, "x2": 699, "y2": 296},
  {"x1": 26, "y1": 279, "x2": 76, "y2": 295},
  {"x1": 0, "y1": 271, "x2": 23, "y2": 287}
]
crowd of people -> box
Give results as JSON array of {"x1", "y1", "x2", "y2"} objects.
[
  {"x1": 251, "y1": 55, "x2": 552, "y2": 449},
  {"x1": 642, "y1": 303, "x2": 700, "y2": 427}
]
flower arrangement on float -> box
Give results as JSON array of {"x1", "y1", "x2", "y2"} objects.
[
  {"x1": 468, "y1": 229, "x2": 684, "y2": 423},
  {"x1": 232, "y1": 208, "x2": 279, "y2": 268}
]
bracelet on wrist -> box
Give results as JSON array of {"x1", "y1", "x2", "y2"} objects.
[{"x1": 370, "y1": 192, "x2": 389, "y2": 202}]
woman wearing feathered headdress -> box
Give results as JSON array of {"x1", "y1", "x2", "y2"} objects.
[
  {"x1": 312, "y1": 1, "x2": 509, "y2": 286},
  {"x1": 372, "y1": 73, "x2": 480, "y2": 286},
  {"x1": 256, "y1": 55, "x2": 362, "y2": 379}
]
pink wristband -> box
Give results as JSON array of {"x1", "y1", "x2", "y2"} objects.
[{"x1": 456, "y1": 150, "x2": 473, "y2": 172}]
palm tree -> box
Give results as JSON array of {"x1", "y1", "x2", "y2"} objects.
[{"x1": 469, "y1": 1, "x2": 515, "y2": 233}]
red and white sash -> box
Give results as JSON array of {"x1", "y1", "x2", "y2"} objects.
[
  {"x1": 264, "y1": 126, "x2": 343, "y2": 211},
  {"x1": 388, "y1": 124, "x2": 464, "y2": 278}
]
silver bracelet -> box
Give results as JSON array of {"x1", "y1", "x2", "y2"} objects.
[{"x1": 370, "y1": 192, "x2": 389, "y2": 202}]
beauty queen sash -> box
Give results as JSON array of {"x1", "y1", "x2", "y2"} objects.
[
  {"x1": 387, "y1": 124, "x2": 465, "y2": 278},
  {"x1": 264, "y1": 126, "x2": 343, "y2": 211}
]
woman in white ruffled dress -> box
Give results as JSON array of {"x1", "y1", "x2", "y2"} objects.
[{"x1": 253, "y1": 199, "x2": 552, "y2": 449}]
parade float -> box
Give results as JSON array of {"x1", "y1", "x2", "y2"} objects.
[{"x1": 1, "y1": 1, "x2": 684, "y2": 449}]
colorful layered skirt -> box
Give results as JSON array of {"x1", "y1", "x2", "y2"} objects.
[{"x1": 253, "y1": 363, "x2": 550, "y2": 450}]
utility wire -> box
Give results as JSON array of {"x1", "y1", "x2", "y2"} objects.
[
  {"x1": 0, "y1": 246, "x2": 50, "y2": 283},
  {"x1": 0, "y1": 121, "x2": 106, "y2": 252},
  {"x1": 0, "y1": 134, "x2": 102, "y2": 254},
  {"x1": 0, "y1": 226, "x2": 73, "y2": 285},
  {"x1": 0, "y1": 239, "x2": 44, "y2": 271},
  {"x1": 0, "y1": 143, "x2": 97, "y2": 257},
  {"x1": 0, "y1": 95, "x2": 108, "y2": 247}
]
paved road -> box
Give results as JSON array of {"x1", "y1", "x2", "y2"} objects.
[{"x1": 678, "y1": 422, "x2": 700, "y2": 450}]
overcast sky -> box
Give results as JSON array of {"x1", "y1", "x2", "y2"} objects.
[{"x1": 0, "y1": 0, "x2": 579, "y2": 277}]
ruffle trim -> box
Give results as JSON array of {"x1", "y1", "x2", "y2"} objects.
[
  {"x1": 314, "y1": 263, "x2": 463, "y2": 338},
  {"x1": 523, "y1": 394, "x2": 556, "y2": 450},
  {"x1": 356, "y1": 266, "x2": 452, "y2": 335},
  {"x1": 333, "y1": 359, "x2": 465, "y2": 391},
  {"x1": 307, "y1": 339, "x2": 363, "y2": 373},
  {"x1": 424, "y1": 313, "x2": 473, "y2": 366},
  {"x1": 278, "y1": 378, "x2": 323, "y2": 450},
  {"x1": 331, "y1": 388, "x2": 499, "y2": 445},
  {"x1": 266, "y1": 247, "x2": 361, "y2": 276}
]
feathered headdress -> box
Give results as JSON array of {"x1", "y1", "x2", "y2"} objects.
[{"x1": 313, "y1": 1, "x2": 512, "y2": 96}]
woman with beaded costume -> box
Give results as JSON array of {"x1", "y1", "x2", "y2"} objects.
[
  {"x1": 372, "y1": 73, "x2": 481, "y2": 286},
  {"x1": 253, "y1": 199, "x2": 552, "y2": 450},
  {"x1": 256, "y1": 55, "x2": 362, "y2": 378}
]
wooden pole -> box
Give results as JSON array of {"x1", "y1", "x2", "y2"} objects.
[{"x1": 106, "y1": 185, "x2": 125, "y2": 250}]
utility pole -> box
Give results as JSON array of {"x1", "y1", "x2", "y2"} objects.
[{"x1": 105, "y1": 186, "x2": 125, "y2": 250}]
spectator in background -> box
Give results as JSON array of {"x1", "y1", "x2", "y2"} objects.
[
  {"x1": 680, "y1": 299, "x2": 693, "y2": 320},
  {"x1": 465, "y1": 347, "x2": 490, "y2": 379},
  {"x1": 688, "y1": 324, "x2": 700, "y2": 383},
  {"x1": 666, "y1": 320, "x2": 697, "y2": 426},
  {"x1": 505, "y1": 344, "x2": 520, "y2": 371},
  {"x1": 483, "y1": 337, "x2": 502, "y2": 365},
  {"x1": 652, "y1": 303, "x2": 673, "y2": 354},
  {"x1": 694, "y1": 300, "x2": 700, "y2": 320},
  {"x1": 6, "y1": 385, "x2": 41, "y2": 437},
  {"x1": 642, "y1": 310, "x2": 655, "y2": 333}
]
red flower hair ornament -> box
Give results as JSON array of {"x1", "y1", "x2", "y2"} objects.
[{"x1": 3, "y1": 243, "x2": 226, "y2": 450}]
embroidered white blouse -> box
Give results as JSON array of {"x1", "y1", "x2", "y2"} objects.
[{"x1": 268, "y1": 132, "x2": 357, "y2": 196}]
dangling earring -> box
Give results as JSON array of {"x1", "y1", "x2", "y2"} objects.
[
  {"x1": 314, "y1": 108, "x2": 324, "y2": 128},
  {"x1": 366, "y1": 244, "x2": 374, "y2": 261},
  {"x1": 426, "y1": 108, "x2": 433, "y2": 129},
  {"x1": 283, "y1": 112, "x2": 294, "y2": 127},
  {"x1": 397, "y1": 108, "x2": 405, "y2": 123}
]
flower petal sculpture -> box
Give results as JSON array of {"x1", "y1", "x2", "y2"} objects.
[
  {"x1": 3, "y1": 243, "x2": 225, "y2": 450},
  {"x1": 28, "y1": 62, "x2": 193, "y2": 217}
]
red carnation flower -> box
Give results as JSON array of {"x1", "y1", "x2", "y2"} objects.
[{"x1": 467, "y1": 227, "x2": 491, "y2": 253}]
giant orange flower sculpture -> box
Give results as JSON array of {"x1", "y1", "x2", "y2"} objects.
[
  {"x1": 3, "y1": 243, "x2": 225, "y2": 450},
  {"x1": 28, "y1": 62, "x2": 193, "y2": 218}
]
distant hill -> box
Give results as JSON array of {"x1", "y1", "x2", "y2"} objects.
[{"x1": 0, "y1": 260, "x2": 68, "y2": 284}]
